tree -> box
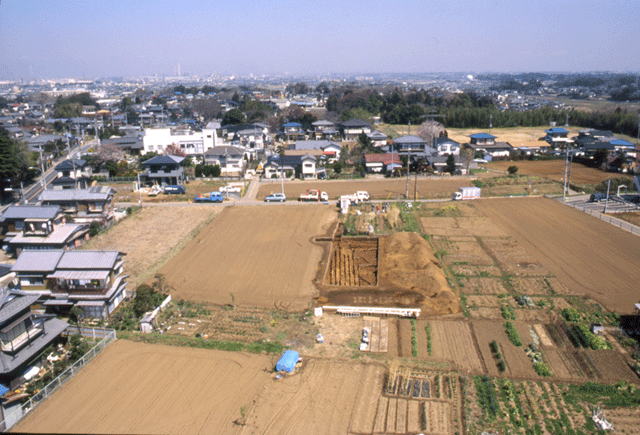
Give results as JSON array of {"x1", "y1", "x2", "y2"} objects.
[
  {"x1": 461, "y1": 147, "x2": 474, "y2": 172},
  {"x1": 358, "y1": 132, "x2": 374, "y2": 151},
  {"x1": 0, "y1": 127, "x2": 28, "y2": 197},
  {"x1": 93, "y1": 143, "x2": 125, "y2": 167},
  {"x1": 507, "y1": 165, "x2": 519, "y2": 175},
  {"x1": 416, "y1": 120, "x2": 445, "y2": 144},
  {"x1": 332, "y1": 161, "x2": 343, "y2": 174},
  {"x1": 326, "y1": 95, "x2": 338, "y2": 112},
  {"x1": 445, "y1": 154, "x2": 456, "y2": 174},
  {"x1": 221, "y1": 108, "x2": 246, "y2": 126},
  {"x1": 164, "y1": 143, "x2": 186, "y2": 157}
]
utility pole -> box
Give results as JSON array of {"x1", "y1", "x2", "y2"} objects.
[
  {"x1": 604, "y1": 179, "x2": 611, "y2": 213},
  {"x1": 489, "y1": 114, "x2": 493, "y2": 135},
  {"x1": 563, "y1": 146, "x2": 570, "y2": 202},
  {"x1": 38, "y1": 145, "x2": 46, "y2": 189},
  {"x1": 405, "y1": 148, "x2": 411, "y2": 199}
]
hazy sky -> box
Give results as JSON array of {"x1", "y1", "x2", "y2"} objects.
[{"x1": 1, "y1": 0, "x2": 639, "y2": 79}]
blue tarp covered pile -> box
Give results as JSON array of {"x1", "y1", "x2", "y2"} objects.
[{"x1": 275, "y1": 350, "x2": 299, "y2": 373}]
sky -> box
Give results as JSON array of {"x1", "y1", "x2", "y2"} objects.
[{"x1": 1, "y1": 0, "x2": 639, "y2": 80}]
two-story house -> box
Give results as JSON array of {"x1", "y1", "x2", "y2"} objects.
[
  {"x1": 263, "y1": 155, "x2": 317, "y2": 179},
  {"x1": 340, "y1": 119, "x2": 372, "y2": 141},
  {"x1": 544, "y1": 127, "x2": 573, "y2": 147},
  {"x1": 11, "y1": 250, "x2": 127, "y2": 319},
  {"x1": 141, "y1": 155, "x2": 185, "y2": 186},
  {"x1": 290, "y1": 140, "x2": 343, "y2": 160},
  {"x1": 38, "y1": 186, "x2": 116, "y2": 224},
  {"x1": 0, "y1": 289, "x2": 68, "y2": 389},
  {"x1": 281, "y1": 122, "x2": 306, "y2": 143},
  {"x1": 204, "y1": 146, "x2": 246, "y2": 176},
  {"x1": 0, "y1": 206, "x2": 90, "y2": 256},
  {"x1": 141, "y1": 125, "x2": 219, "y2": 156},
  {"x1": 311, "y1": 120, "x2": 338, "y2": 140},
  {"x1": 51, "y1": 159, "x2": 92, "y2": 190},
  {"x1": 434, "y1": 137, "x2": 461, "y2": 156},
  {"x1": 392, "y1": 135, "x2": 428, "y2": 156}
]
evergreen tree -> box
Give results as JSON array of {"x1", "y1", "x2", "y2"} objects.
[{"x1": 0, "y1": 128, "x2": 28, "y2": 198}]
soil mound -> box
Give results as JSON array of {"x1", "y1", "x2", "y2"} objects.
[{"x1": 380, "y1": 232, "x2": 460, "y2": 314}]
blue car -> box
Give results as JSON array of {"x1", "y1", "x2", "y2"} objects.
[{"x1": 265, "y1": 193, "x2": 286, "y2": 202}]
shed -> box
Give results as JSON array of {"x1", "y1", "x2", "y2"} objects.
[{"x1": 275, "y1": 350, "x2": 299, "y2": 373}]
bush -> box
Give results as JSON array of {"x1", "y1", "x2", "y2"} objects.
[
  {"x1": 507, "y1": 165, "x2": 519, "y2": 175},
  {"x1": 504, "y1": 321, "x2": 523, "y2": 346},
  {"x1": 501, "y1": 305, "x2": 516, "y2": 320},
  {"x1": 533, "y1": 362, "x2": 553, "y2": 377},
  {"x1": 411, "y1": 319, "x2": 418, "y2": 357},
  {"x1": 89, "y1": 221, "x2": 101, "y2": 237},
  {"x1": 561, "y1": 307, "x2": 581, "y2": 323}
]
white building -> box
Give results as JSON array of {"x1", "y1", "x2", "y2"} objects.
[{"x1": 141, "y1": 125, "x2": 220, "y2": 156}]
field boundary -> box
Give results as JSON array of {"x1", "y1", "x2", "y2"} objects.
[
  {"x1": 1, "y1": 328, "x2": 117, "y2": 431},
  {"x1": 562, "y1": 201, "x2": 640, "y2": 237}
]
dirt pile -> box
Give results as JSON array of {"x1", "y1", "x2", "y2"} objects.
[{"x1": 380, "y1": 232, "x2": 460, "y2": 314}]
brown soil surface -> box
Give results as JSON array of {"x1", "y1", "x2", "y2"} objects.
[
  {"x1": 13, "y1": 340, "x2": 392, "y2": 435},
  {"x1": 474, "y1": 197, "x2": 640, "y2": 313},
  {"x1": 257, "y1": 178, "x2": 474, "y2": 200},
  {"x1": 429, "y1": 320, "x2": 484, "y2": 372},
  {"x1": 420, "y1": 216, "x2": 509, "y2": 237},
  {"x1": 380, "y1": 233, "x2": 459, "y2": 314},
  {"x1": 82, "y1": 206, "x2": 218, "y2": 290},
  {"x1": 487, "y1": 160, "x2": 633, "y2": 186},
  {"x1": 158, "y1": 205, "x2": 336, "y2": 311}
]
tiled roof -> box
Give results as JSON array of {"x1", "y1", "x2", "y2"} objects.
[
  {"x1": 57, "y1": 250, "x2": 120, "y2": 270},
  {"x1": 0, "y1": 206, "x2": 61, "y2": 222},
  {"x1": 55, "y1": 159, "x2": 86, "y2": 171},
  {"x1": 12, "y1": 251, "x2": 64, "y2": 273},
  {"x1": 142, "y1": 155, "x2": 185, "y2": 166},
  {"x1": 394, "y1": 135, "x2": 426, "y2": 144}
]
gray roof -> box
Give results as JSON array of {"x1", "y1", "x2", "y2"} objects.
[
  {"x1": 9, "y1": 223, "x2": 88, "y2": 247},
  {"x1": 57, "y1": 250, "x2": 121, "y2": 270},
  {"x1": 394, "y1": 135, "x2": 426, "y2": 144},
  {"x1": 0, "y1": 317, "x2": 68, "y2": 374},
  {"x1": 142, "y1": 155, "x2": 185, "y2": 166},
  {"x1": 12, "y1": 251, "x2": 64, "y2": 273},
  {"x1": 312, "y1": 120, "x2": 335, "y2": 127},
  {"x1": 0, "y1": 290, "x2": 40, "y2": 325},
  {"x1": 39, "y1": 186, "x2": 113, "y2": 202},
  {"x1": 435, "y1": 137, "x2": 460, "y2": 146},
  {"x1": 204, "y1": 146, "x2": 244, "y2": 157},
  {"x1": 55, "y1": 159, "x2": 86, "y2": 171},
  {"x1": 293, "y1": 140, "x2": 341, "y2": 151},
  {"x1": 0, "y1": 206, "x2": 62, "y2": 223},
  {"x1": 341, "y1": 119, "x2": 371, "y2": 128}
]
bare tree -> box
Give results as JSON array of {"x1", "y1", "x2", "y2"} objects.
[
  {"x1": 94, "y1": 143, "x2": 125, "y2": 166},
  {"x1": 416, "y1": 120, "x2": 445, "y2": 146},
  {"x1": 164, "y1": 143, "x2": 186, "y2": 157}
]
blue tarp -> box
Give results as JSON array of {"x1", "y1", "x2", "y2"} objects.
[{"x1": 275, "y1": 350, "x2": 299, "y2": 373}]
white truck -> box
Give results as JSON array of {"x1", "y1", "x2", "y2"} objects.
[
  {"x1": 299, "y1": 189, "x2": 329, "y2": 202},
  {"x1": 452, "y1": 187, "x2": 481, "y2": 201},
  {"x1": 340, "y1": 191, "x2": 370, "y2": 205}
]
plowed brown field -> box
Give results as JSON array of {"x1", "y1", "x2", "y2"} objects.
[
  {"x1": 13, "y1": 340, "x2": 392, "y2": 435},
  {"x1": 257, "y1": 178, "x2": 473, "y2": 200},
  {"x1": 487, "y1": 160, "x2": 633, "y2": 186},
  {"x1": 158, "y1": 205, "x2": 337, "y2": 310},
  {"x1": 474, "y1": 197, "x2": 640, "y2": 313}
]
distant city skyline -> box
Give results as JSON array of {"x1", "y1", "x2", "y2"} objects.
[{"x1": 1, "y1": 0, "x2": 639, "y2": 80}]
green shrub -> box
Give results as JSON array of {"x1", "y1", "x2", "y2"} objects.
[
  {"x1": 425, "y1": 323, "x2": 432, "y2": 356},
  {"x1": 411, "y1": 319, "x2": 418, "y2": 357},
  {"x1": 504, "y1": 322, "x2": 522, "y2": 346},
  {"x1": 561, "y1": 307, "x2": 581, "y2": 322},
  {"x1": 501, "y1": 305, "x2": 516, "y2": 320},
  {"x1": 575, "y1": 324, "x2": 612, "y2": 350},
  {"x1": 533, "y1": 362, "x2": 553, "y2": 377}
]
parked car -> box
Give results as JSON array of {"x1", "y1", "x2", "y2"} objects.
[
  {"x1": 265, "y1": 193, "x2": 286, "y2": 202},
  {"x1": 590, "y1": 193, "x2": 607, "y2": 203},
  {"x1": 164, "y1": 185, "x2": 186, "y2": 194}
]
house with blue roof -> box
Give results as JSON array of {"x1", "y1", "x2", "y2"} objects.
[
  {"x1": 469, "y1": 133, "x2": 497, "y2": 146},
  {"x1": 281, "y1": 122, "x2": 305, "y2": 143},
  {"x1": 544, "y1": 127, "x2": 572, "y2": 147}
]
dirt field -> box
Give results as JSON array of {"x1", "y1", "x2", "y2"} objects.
[
  {"x1": 486, "y1": 160, "x2": 633, "y2": 186},
  {"x1": 158, "y1": 205, "x2": 336, "y2": 311},
  {"x1": 474, "y1": 197, "x2": 640, "y2": 313},
  {"x1": 428, "y1": 320, "x2": 484, "y2": 373},
  {"x1": 257, "y1": 178, "x2": 474, "y2": 201},
  {"x1": 82, "y1": 206, "x2": 219, "y2": 289},
  {"x1": 13, "y1": 340, "x2": 396, "y2": 435}
]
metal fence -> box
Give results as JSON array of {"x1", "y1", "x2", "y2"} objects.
[
  {"x1": 2, "y1": 328, "x2": 117, "y2": 431},
  {"x1": 565, "y1": 203, "x2": 640, "y2": 237}
]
